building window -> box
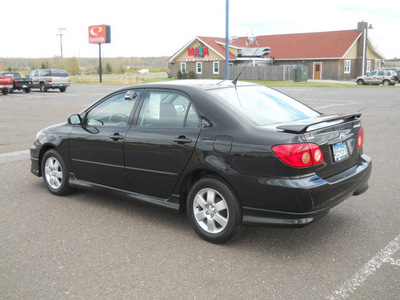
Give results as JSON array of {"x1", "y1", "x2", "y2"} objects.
[
  {"x1": 180, "y1": 62, "x2": 186, "y2": 73},
  {"x1": 213, "y1": 62, "x2": 219, "y2": 74},
  {"x1": 367, "y1": 60, "x2": 371, "y2": 73},
  {"x1": 196, "y1": 62, "x2": 202, "y2": 74},
  {"x1": 344, "y1": 60, "x2": 351, "y2": 74}
]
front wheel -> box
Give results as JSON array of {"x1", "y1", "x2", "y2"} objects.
[
  {"x1": 187, "y1": 177, "x2": 242, "y2": 244},
  {"x1": 41, "y1": 149, "x2": 71, "y2": 196},
  {"x1": 357, "y1": 79, "x2": 365, "y2": 85}
]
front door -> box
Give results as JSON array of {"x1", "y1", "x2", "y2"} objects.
[
  {"x1": 69, "y1": 90, "x2": 140, "y2": 190},
  {"x1": 124, "y1": 89, "x2": 201, "y2": 199},
  {"x1": 314, "y1": 63, "x2": 321, "y2": 79}
]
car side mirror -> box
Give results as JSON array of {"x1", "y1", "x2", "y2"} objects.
[
  {"x1": 125, "y1": 91, "x2": 137, "y2": 100},
  {"x1": 68, "y1": 114, "x2": 82, "y2": 125}
]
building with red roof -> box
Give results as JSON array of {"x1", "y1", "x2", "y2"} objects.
[{"x1": 168, "y1": 23, "x2": 384, "y2": 81}]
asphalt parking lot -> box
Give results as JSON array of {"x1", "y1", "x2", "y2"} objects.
[{"x1": 1, "y1": 84, "x2": 399, "y2": 299}]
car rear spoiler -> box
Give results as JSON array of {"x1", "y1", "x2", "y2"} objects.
[{"x1": 276, "y1": 113, "x2": 362, "y2": 133}]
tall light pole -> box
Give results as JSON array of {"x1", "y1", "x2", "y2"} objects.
[
  {"x1": 225, "y1": 0, "x2": 229, "y2": 80},
  {"x1": 57, "y1": 27, "x2": 66, "y2": 69}
]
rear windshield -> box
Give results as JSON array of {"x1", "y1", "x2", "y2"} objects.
[{"x1": 209, "y1": 85, "x2": 320, "y2": 126}]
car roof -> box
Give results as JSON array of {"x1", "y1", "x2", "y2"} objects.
[{"x1": 121, "y1": 79, "x2": 259, "y2": 92}]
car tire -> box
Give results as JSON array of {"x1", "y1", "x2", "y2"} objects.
[
  {"x1": 24, "y1": 88, "x2": 31, "y2": 93},
  {"x1": 41, "y1": 149, "x2": 71, "y2": 196},
  {"x1": 40, "y1": 82, "x2": 48, "y2": 92},
  {"x1": 2, "y1": 89, "x2": 9, "y2": 95},
  {"x1": 59, "y1": 87, "x2": 67, "y2": 92},
  {"x1": 357, "y1": 79, "x2": 365, "y2": 85},
  {"x1": 382, "y1": 80, "x2": 390, "y2": 86},
  {"x1": 187, "y1": 177, "x2": 242, "y2": 244}
]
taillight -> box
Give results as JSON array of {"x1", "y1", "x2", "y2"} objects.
[
  {"x1": 49, "y1": 77, "x2": 52, "y2": 83},
  {"x1": 15, "y1": 80, "x2": 18, "y2": 84},
  {"x1": 272, "y1": 143, "x2": 324, "y2": 168},
  {"x1": 357, "y1": 127, "x2": 364, "y2": 149}
]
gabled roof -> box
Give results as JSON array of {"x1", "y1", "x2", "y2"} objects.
[
  {"x1": 226, "y1": 30, "x2": 363, "y2": 60},
  {"x1": 169, "y1": 29, "x2": 384, "y2": 62}
]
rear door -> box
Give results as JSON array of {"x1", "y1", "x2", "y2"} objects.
[{"x1": 124, "y1": 89, "x2": 201, "y2": 198}]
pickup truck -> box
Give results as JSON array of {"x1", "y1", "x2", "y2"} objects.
[
  {"x1": 0, "y1": 75, "x2": 13, "y2": 95},
  {"x1": 29, "y1": 69, "x2": 71, "y2": 92},
  {"x1": 0, "y1": 72, "x2": 33, "y2": 93}
]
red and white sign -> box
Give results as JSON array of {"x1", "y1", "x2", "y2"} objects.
[{"x1": 88, "y1": 25, "x2": 111, "y2": 44}]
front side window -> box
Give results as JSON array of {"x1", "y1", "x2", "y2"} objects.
[
  {"x1": 137, "y1": 91, "x2": 199, "y2": 128},
  {"x1": 85, "y1": 91, "x2": 139, "y2": 127},
  {"x1": 210, "y1": 85, "x2": 320, "y2": 126},
  {"x1": 344, "y1": 60, "x2": 351, "y2": 74},
  {"x1": 196, "y1": 62, "x2": 202, "y2": 74}
]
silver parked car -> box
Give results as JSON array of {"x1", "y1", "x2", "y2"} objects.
[
  {"x1": 356, "y1": 70, "x2": 397, "y2": 86},
  {"x1": 29, "y1": 69, "x2": 71, "y2": 92}
]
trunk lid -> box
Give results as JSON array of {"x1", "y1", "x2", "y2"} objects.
[{"x1": 277, "y1": 113, "x2": 363, "y2": 179}]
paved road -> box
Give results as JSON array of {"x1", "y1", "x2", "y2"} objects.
[{"x1": 1, "y1": 84, "x2": 399, "y2": 299}]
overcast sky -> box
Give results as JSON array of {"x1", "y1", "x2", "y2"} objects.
[{"x1": 2, "y1": 0, "x2": 399, "y2": 59}]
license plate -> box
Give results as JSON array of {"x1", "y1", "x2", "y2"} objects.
[
  {"x1": 22, "y1": 85, "x2": 27, "y2": 88},
  {"x1": 332, "y1": 142, "x2": 349, "y2": 162}
]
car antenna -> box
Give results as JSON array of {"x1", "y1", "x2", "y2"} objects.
[{"x1": 232, "y1": 47, "x2": 270, "y2": 87}]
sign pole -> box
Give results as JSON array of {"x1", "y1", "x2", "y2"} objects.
[
  {"x1": 225, "y1": 0, "x2": 229, "y2": 80},
  {"x1": 99, "y1": 44, "x2": 102, "y2": 83}
]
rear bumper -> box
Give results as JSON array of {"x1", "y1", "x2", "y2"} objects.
[{"x1": 236, "y1": 154, "x2": 372, "y2": 226}]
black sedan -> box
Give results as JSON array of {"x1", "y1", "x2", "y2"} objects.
[{"x1": 30, "y1": 80, "x2": 372, "y2": 243}]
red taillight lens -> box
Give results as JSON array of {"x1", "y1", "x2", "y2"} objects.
[
  {"x1": 15, "y1": 80, "x2": 18, "y2": 84},
  {"x1": 357, "y1": 127, "x2": 364, "y2": 149},
  {"x1": 49, "y1": 77, "x2": 52, "y2": 83},
  {"x1": 272, "y1": 143, "x2": 324, "y2": 168}
]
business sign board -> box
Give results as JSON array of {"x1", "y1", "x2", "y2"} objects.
[{"x1": 88, "y1": 25, "x2": 111, "y2": 44}]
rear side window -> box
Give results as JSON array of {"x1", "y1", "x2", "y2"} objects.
[
  {"x1": 210, "y1": 85, "x2": 320, "y2": 126},
  {"x1": 41, "y1": 69, "x2": 50, "y2": 76},
  {"x1": 137, "y1": 91, "x2": 199, "y2": 128},
  {"x1": 50, "y1": 70, "x2": 69, "y2": 77}
]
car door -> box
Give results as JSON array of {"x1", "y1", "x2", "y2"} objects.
[
  {"x1": 374, "y1": 70, "x2": 384, "y2": 84},
  {"x1": 68, "y1": 90, "x2": 140, "y2": 190},
  {"x1": 124, "y1": 89, "x2": 201, "y2": 199}
]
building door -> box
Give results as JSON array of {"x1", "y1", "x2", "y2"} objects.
[{"x1": 314, "y1": 63, "x2": 321, "y2": 79}]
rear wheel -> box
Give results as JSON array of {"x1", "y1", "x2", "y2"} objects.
[
  {"x1": 41, "y1": 149, "x2": 71, "y2": 196},
  {"x1": 40, "y1": 82, "x2": 48, "y2": 92},
  {"x1": 24, "y1": 88, "x2": 31, "y2": 93},
  {"x1": 2, "y1": 89, "x2": 9, "y2": 95},
  {"x1": 382, "y1": 80, "x2": 390, "y2": 86},
  {"x1": 59, "y1": 87, "x2": 67, "y2": 92},
  {"x1": 187, "y1": 177, "x2": 242, "y2": 244}
]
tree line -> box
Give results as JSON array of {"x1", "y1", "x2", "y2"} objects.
[{"x1": 0, "y1": 56, "x2": 169, "y2": 76}]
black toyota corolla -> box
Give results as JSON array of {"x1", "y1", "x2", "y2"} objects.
[{"x1": 30, "y1": 80, "x2": 372, "y2": 243}]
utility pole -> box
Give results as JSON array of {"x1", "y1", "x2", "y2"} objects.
[{"x1": 57, "y1": 27, "x2": 66, "y2": 69}]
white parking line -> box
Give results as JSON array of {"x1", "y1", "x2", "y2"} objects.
[
  {"x1": 316, "y1": 101, "x2": 362, "y2": 110},
  {"x1": 0, "y1": 150, "x2": 30, "y2": 164},
  {"x1": 326, "y1": 234, "x2": 400, "y2": 299}
]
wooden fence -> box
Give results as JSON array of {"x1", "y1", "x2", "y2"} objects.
[{"x1": 229, "y1": 65, "x2": 297, "y2": 81}]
